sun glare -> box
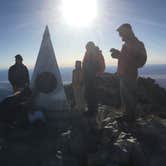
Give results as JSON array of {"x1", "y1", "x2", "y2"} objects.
[{"x1": 61, "y1": 0, "x2": 97, "y2": 27}]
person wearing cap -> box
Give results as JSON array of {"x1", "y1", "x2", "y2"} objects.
[
  {"x1": 110, "y1": 23, "x2": 147, "y2": 123},
  {"x1": 8, "y1": 55, "x2": 30, "y2": 92},
  {"x1": 82, "y1": 41, "x2": 105, "y2": 116}
]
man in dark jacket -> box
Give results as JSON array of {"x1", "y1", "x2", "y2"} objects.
[
  {"x1": 110, "y1": 24, "x2": 147, "y2": 123},
  {"x1": 8, "y1": 55, "x2": 30, "y2": 92}
]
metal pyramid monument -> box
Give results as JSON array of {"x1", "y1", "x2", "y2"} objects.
[{"x1": 31, "y1": 26, "x2": 69, "y2": 111}]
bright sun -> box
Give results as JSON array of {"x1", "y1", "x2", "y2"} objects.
[{"x1": 61, "y1": 0, "x2": 97, "y2": 27}]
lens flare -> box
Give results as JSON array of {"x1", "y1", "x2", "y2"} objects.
[{"x1": 61, "y1": 0, "x2": 97, "y2": 27}]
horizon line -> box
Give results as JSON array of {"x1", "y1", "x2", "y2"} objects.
[{"x1": 0, "y1": 63, "x2": 166, "y2": 71}]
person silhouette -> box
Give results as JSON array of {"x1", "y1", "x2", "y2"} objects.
[
  {"x1": 110, "y1": 23, "x2": 147, "y2": 123},
  {"x1": 72, "y1": 60, "x2": 85, "y2": 112},
  {"x1": 8, "y1": 54, "x2": 30, "y2": 92},
  {"x1": 83, "y1": 41, "x2": 105, "y2": 116}
]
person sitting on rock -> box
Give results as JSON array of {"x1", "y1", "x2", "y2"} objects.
[{"x1": 0, "y1": 87, "x2": 32, "y2": 131}]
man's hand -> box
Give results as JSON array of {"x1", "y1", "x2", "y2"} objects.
[{"x1": 110, "y1": 48, "x2": 121, "y2": 59}]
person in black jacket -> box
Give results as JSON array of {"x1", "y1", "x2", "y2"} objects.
[{"x1": 8, "y1": 54, "x2": 30, "y2": 92}]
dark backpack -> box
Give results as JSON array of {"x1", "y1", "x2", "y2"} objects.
[{"x1": 136, "y1": 41, "x2": 147, "y2": 68}]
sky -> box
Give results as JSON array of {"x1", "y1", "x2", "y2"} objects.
[{"x1": 0, "y1": 0, "x2": 166, "y2": 69}]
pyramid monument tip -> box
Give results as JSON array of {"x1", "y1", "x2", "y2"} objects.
[
  {"x1": 45, "y1": 25, "x2": 49, "y2": 30},
  {"x1": 43, "y1": 25, "x2": 50, "y2": 38}
]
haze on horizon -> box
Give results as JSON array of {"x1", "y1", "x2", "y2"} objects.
[{"x1": 0, "y1": 0, "x2": 166, "y2": 70}]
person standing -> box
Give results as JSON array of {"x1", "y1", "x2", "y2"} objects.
[
  {"x1": 8, "y1": 54, "x2": 30, "y2": 92},
  {"x1": 83, "y1": 42, "x2": 105, "y2": 116},
  {"x1": 72, "y1": 60, "x2": 85, "y2": 112},
  {"x1": 110, "y1": 24, "x2": 147, "y2": 123}
]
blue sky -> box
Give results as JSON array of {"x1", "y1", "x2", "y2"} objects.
[{"x1": 0, "y1": 0, "x2": 166, "y2": 69}]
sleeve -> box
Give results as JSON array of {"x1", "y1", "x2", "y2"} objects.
[
  {"x1": 72, "y1": 70, "x2": 75, "y2": 87},
  {"x1": 25, "y1": 66, "x2": 30, "y2": 85},
  {"x1": 8, "y1": 67, "x2": 14, "y2": 85},
  {"x1": 80, "y1": 70, "x2": 84, "y2": 85},
  {"x1": 121, "y1": 44, "x2": 139, "y2": 67},
  {"x1": 82, "y1": 53, "x2": 88, "y2": 71},
  {"x1": 99, "y1": 54, "x2": 105, "y2": 73}
]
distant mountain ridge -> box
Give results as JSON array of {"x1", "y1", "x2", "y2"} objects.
[
  {"x1": 1, "y1": 64, "x2": 166, "y2": 83},
  {"x1": 0, "y1": 65, "x2": 166, "y2": 101}
]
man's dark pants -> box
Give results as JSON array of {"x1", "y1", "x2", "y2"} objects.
[{"x1": 120, "y1": 76, "x2": 137, "y2": 122}]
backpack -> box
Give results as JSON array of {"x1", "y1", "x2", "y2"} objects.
[{"x1": 135, "y1": 41, "x2": 147, "y2": 68}]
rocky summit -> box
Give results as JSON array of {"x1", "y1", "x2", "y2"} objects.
[{"x1": 0, "y1": 74, "x2": 166, "y2": 166}]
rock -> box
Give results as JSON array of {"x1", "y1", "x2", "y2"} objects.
[{"x1": 0, "y1": 73, "x2": 166, "y2": 166}]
